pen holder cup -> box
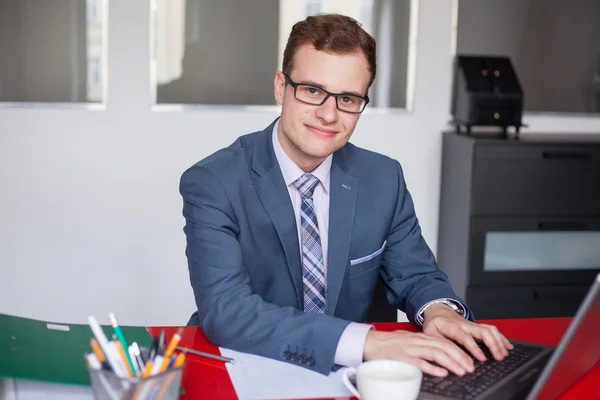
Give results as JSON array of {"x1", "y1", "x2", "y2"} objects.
[{"x1": 88, "y1": 365, "x2": 184, "y2": 400}]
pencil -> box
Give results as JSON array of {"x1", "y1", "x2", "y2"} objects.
[
  {"x1": 113, "y1": 336, "x2": 134, "y2": 377},
  {"x1": 163, "y1": 328, "x2": 184, "y2": 359},
  {"x1": 90, "y1": 338, "x2": 106, "y2": 363},
  {"x1": 159, "y1": 328, "x2": 184, "y2": 372},
  {"x1": 141, "y1": 359, "x2": 154, "y2": 378},
  {"x1": 174, "y1": 349, "x2": 187, "y2": 367},
  {"x1": 109, "y1": 312, "x2": 136, "y2": 375}
]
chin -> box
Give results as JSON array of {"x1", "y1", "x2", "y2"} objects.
[{"x1": 304, "y1": 143, "x2": 342, "y2": 159}]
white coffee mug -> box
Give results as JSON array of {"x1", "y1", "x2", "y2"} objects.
[{"x1": 342, "y1": 360, "x2": 422, "y2": 400}]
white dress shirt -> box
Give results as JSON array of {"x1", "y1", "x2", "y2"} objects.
[
  {"x1": 271, "y1": 121, "x2": 466, "y2": 368},
  {"x1": 272, "y1": 121, "x2": 372, "y2": 368}
]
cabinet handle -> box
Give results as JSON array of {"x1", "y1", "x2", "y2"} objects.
[
  {"x1": 542, "y1": 151, "x2": 591, "y2": 160},
  {"x1": 537, "y1": 221, "x2": 586, "y2": 230}
]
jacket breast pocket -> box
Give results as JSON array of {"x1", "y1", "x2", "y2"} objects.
[{"x1": 348, "y1": 240, "x2": 386, "y2": 276}]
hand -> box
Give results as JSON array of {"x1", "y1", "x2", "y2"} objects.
[
  {"x1": 422, "y1": 304, "x2": 514, "y2": 366},
  {"x1": 363, "y1": 329, "x2": 477, "y2": 377}
]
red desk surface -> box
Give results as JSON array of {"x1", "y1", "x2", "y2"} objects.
[{"x1": 148, "y1": 318, "x2": 600, "y2": 400}]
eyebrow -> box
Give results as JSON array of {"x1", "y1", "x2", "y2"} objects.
[{"x1": 299, "y1": 79, "x2": 365, "y2": 98}]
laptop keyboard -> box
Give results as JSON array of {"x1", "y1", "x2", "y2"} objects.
[{"x1": 420, "y1": 341, "x2": 545, "y2": 399}]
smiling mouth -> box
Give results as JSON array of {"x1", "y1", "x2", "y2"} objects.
[{"x1": 306, "y1": 124, "x2": 337, "y2": 137}]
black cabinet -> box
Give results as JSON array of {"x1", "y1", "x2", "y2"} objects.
[{"x1": 437, "y1": 132, "x2": 600, "y2": 319}]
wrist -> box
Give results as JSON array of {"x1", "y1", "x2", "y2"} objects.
[
  {"x1": 363, "y1": 330, "x2": 389, "y2": 361},
  {"x1": 423, "y1": 303, "x2": 459, "y2": 321}
]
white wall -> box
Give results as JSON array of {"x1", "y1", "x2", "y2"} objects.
[{"x1": 1, "y1": 0, "x2": 599, "y2": 327}]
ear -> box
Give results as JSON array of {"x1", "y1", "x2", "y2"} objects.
[{"x1": 274, "y1": 72, "x2": 286, "y2": 105}]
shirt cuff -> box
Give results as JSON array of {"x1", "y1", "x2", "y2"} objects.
[
  {"x1": 334, "y1": 322, "x2": 374, "y2": 367},
  {"x1": 415, "y1": 298, "x2": 467, "y2": 326}
]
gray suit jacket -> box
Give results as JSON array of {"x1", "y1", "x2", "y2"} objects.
[{"x1": 180, "y1": 119, "x2": 471, "y2": 374}]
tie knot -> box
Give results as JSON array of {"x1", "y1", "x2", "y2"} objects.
[{"x1": 292, "y1": 174, "x2": 320, "y2": 199}]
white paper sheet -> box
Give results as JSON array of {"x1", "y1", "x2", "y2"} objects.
[{"x1": 220, "y1": 348, "x2": 354, "y2": 400}]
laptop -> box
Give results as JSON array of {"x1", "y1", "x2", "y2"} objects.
[{"x1": 419, "y1": 273, "x2": 600, "y2": 400}]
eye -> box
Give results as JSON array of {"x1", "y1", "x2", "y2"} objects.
[
  {"x1": 340, "y1": 96, "x2": 356, "y2": 104},
  {"x1": 306, "y1": 87, "x2": 323, "y2": 96}
]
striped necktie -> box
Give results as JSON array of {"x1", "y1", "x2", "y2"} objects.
[{"x1": 292, "y1": 174, "x2": 326, "y2": 314}]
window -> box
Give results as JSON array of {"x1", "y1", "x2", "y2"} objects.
[
  {"x1": 456, "y1": 0, "x2": 600, "y2": 114},
  {"x1": 359, "y1": 0, "x2": 375, "y2": 34},
  {"x1": 153, "y1": 0, "x2": 412, "y2": 109},
  {"x1": 87, "y1": 0, "x2": 100, "y2": 23},
  {"x1": 87, "y1": 58, "x2": 102, "y2": 101},
  {"x1": 0, "y1": 0, "x2": 106, "y2": 104},
  {"x1": 305, "y1": 0, "x2": 323, "y2": 17}
]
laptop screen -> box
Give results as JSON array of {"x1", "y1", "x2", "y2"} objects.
[{"x1": 527, "y1": 273, "x2": 600, "y2": 399}]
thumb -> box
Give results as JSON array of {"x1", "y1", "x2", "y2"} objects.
[{"x1": 423, "y1": 320, "x2": 446, "y2": 338}]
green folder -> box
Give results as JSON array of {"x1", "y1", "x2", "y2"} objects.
[{"x1": 0, "y1": 313, "x2": 152, "y2": 386}]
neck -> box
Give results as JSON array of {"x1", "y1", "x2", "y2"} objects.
[{"x1": 277, "y1": 125, "x2": 325, "y2": 173}]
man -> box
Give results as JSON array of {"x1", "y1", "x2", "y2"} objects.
[{"x1": 180, "y1": 14, "x2": 513, "y2": 377}]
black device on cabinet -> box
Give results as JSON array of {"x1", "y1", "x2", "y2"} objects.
[{"x1": 451, "y1": 55, "x2": 524, "y2": 136}]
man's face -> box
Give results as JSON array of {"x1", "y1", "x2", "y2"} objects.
[{"x1": 274, "y1": 43, "x2": 371, "y2": 172}]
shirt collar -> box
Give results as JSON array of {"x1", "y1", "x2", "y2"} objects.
[{"x1": 272, "y1": 120, "x2": 332, "y2": 194}]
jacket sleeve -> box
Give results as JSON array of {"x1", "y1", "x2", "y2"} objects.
[
  {"x1": 180, "y1": 165, "x2": 350, "y2": 375},
  {"x1": 380, "y1": 161, "x2": 474, "y2": 322}
]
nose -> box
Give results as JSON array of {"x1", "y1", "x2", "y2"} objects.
[{"x1": 315, "y1": 95, "x2": 339, "y2": 123}]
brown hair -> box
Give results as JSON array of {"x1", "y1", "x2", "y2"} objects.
[{"x1": 282, "y1": 14, "x2": 377, "y2": 90}]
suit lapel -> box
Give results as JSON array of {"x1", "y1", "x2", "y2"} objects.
[
  {"x1": 252, "y1": 123, "x2": 303, "y2": 309},
  {"x1": 326, "y1": 151, "x2": 357, "y2": 315}
]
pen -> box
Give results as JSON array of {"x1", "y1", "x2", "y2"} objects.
[
  {"x1": 109, "y1": 312, "x2": 136, "y2": 374},
  {"x1": 157, "y1": 329, "x2": 166, "y2": 355},
  {"x1": 166, "y1": 353, "x2": 177, "y2": 369},
  {"x1": 142, "y1": 336, "x2": 160, "y2": 378},
  {"x1": 128, "y1": 343, "x2": 144, "y2": 376},
  {"x1": 85, "y1": 352, "x2": 102, "y2": 370},
  {"x1": 175, "y1": 346, "x2": 235, "y2": 364},
  {"x1": 148, "y1": 336, "x2": 159, "y2": 362},
  {"x1": 87, "y1": 315, "x2": 128, "y2": 377}
]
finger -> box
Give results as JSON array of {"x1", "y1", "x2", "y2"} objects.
[
  {"x1": 409, "y1": 357, "x2": 448, "y2": 378},
  {"x1": 411, "y1": 344, "x2": 468, "y2": 376},
  {"x1": 498, "y1": 331, "x2": 515, "y2": 350},
  {"x1": 484, "y1": 325, "x2": 511, "y2": 356},
  {"x1": 421, "y1": 332, "x2": 476, "y2": 372},
  {"x1": 504, "y1": 335, "x2": 515, "y2": 350},
  {"x1": 465, "y1": 325, "x2": 505, "y2": 361},
  {"x1": 444, "y1": 326, "x2": 486, "y2": 364}
]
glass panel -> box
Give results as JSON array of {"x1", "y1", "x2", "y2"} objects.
[
  {"x1": 153, "y1": 0, "x2": 411, "y2": 108},
  {"x1": 456, "y1": 0, "x2": 600, "y2": 114},
  {"x1": 0, "y1": 0, "x2": 106, "y2": 104},
  {"x1": 484, "y1": 231, "x2": 600, "y2": 271}
]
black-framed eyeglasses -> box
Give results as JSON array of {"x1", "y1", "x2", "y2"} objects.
[{"x1": 283, "y1": 73, "x2": 369, "y2": 114}]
